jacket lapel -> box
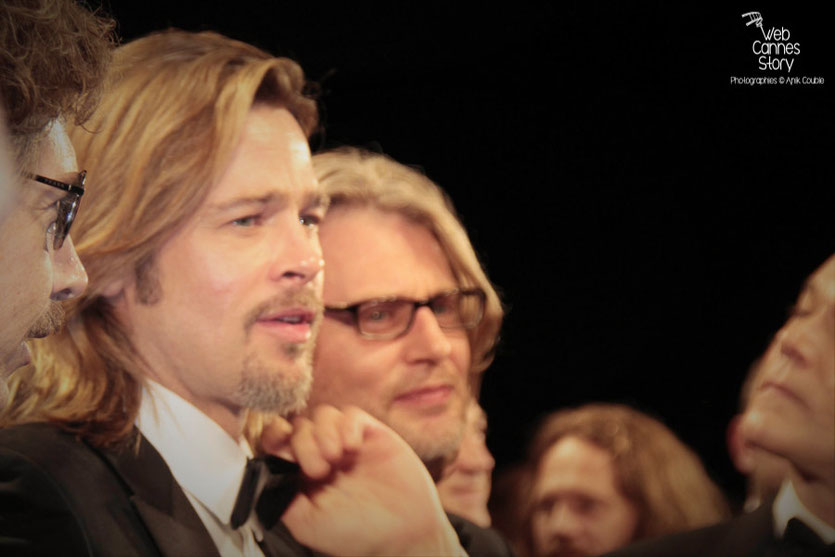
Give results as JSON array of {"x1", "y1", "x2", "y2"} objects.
[{"x1": 103, "y1": 433, "x2": 221, "y2": 557}]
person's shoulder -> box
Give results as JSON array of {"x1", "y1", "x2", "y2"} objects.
[
  {"x1": 447, "y1": 513, "x2": 518, "y2": 557},
  {"x1": 0, "y1": 423, "x2": 101, "y2": 555},
  {"x1": 602, "y1": 504, "x2": 775, "y2": 557},
  {"x1": 0, "y1": 421, "x2": 97, "y2": 471}
]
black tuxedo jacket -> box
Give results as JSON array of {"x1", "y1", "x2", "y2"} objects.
[
  {"x1": 604, "y1": 501, "x2": 835, "y2": 557},
  {"x1": 0, "y1": 423, "x2": 515, "y2": 557},
  {"x1": 0, "y1": 423, "x2": 315, "y2": 556}
]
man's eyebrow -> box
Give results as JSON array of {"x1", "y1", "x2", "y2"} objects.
[
  {"x1": 303, "y1": 191, "x2": 330, "y2": 211},
  {"x1": 208, "y1": 189, "x2": 329, "y2": 214},
  {"x1": 208, "y1": 193, "x2": 280, "y2": 213},
  {"x1": 32, "y1": 181, "x2": 69, "y2": 207}
]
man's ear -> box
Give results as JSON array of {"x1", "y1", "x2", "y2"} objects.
[{"x1": 727, "y1": 414, "x2": 754, "y2": 474}]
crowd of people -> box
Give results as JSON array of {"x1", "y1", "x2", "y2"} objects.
[{"x1": 0, "y1": 1, "x2": 832, "y2": 556}]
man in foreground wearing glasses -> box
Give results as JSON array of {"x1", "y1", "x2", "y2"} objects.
[
  {"x1": 0, "y1": 0, "x2": 113, "y2": 387},
  {"x1": 309, "y1": 147, "x2": 512, "y2": 553}
]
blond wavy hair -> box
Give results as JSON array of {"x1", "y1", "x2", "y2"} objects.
[
  {"x1": 1, "y1": 30, "x2": 317, "y2": 447},
  {"x1": 312, "y1": 147, "x2": 503, "y2": 374},
  {"x1": 518, "y1": 403, "x2": 729, "y2": 555}
]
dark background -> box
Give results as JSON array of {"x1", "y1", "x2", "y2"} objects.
[{"x1": 99, "y1": 2, "x2": 831, "y2": 508}]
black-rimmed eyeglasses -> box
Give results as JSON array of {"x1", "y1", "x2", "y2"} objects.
[
  {"x1": 325, "y1": 288, "x2": 486, "y2": 340},
  {"x1": 28, "y1": 170, "x2": 86, "y2": 250}
]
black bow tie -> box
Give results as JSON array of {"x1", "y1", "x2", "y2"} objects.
[
  {"x1": 230, "y1": 456, "x2": 300, "y2": 529},
  {"x1": 767, "y1": 518, "x2": 832, "y2": 557}
]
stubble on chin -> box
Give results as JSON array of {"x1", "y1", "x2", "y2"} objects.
[
  {"x1": 237, "y1": 289, "x2": 323, "y2": 416},
  {"x1": 26, "y1": 301, "x2": 65, "y2": 338},
  {"x1": 396, "y1": 394, "x2": 467, "y2": 465},
  {"x1": 235, "y1": 322, "x2": 319, "y2": 417}
]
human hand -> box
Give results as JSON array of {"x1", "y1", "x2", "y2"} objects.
[{"x1": 263, "y1": 405, "x2": 463, "y2": 556}]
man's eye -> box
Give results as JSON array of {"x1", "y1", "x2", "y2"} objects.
[
  {"x1": 300, "y1": 213, "x2": 321, "y2": 227},
  {"x1": 571, "y1": 496, "x2": 597, "y2": 514},
  {"x1": 231, "y1": 215, "x2": 259, "y2": 227},
  {"x1": 432, "y1": 301, "x2": 454, "y2": 315},
  {"x1": 44, "y1": 221, "x2": 57, "y2": 250},
  {"x1": 535, "y1": 496, "x2": 556, "y2": 514},
  {"x1": 367, "y1": 310, "x2": 391, "y2": 322},
  {"x1": 787, "y1": 303, "x2": 813, "y2": 318}
]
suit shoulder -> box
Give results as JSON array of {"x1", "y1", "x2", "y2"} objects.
[
  {"x1": 447, "y1": 513, "x2": 518, "y2": 557},
  {"x1": 0, "y1": 422, "x2": 109, "y2": 480},
  {"x1": 0, "y1": 423, "x2": 95, "y2": 555},
  {"x1": 602, "y1": 505, "x2": 775, "y2": 557}
]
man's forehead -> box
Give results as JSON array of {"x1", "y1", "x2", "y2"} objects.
[
  {"x1": 322, "y1": 206, "x2": 455, "y2": 300},
  {"x1": 536, "y1": 439, "x2": 619, "y2": 496},
  {"x1": 201, "y1": 106, "x2": 322, "y2": 210}
]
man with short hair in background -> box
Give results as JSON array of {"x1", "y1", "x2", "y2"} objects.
[
  {"x1": 520, "y1": 403, "x2": 729, "y2": 557},
  {"x1": 437, "y1": 400, "x2": 496, "y2": 528},
  {"x1": 608, "y1": 254, "x2": 835, "y2": 557},
  {"x1": 727, "y1": 358, "x2": 792, "y2": 513}
]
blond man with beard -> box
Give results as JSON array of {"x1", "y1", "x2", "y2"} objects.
[{"x1": 0, "y1": 31, "x2": 465, "y2": 557}]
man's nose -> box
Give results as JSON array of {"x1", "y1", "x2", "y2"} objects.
[
  {"x1": 403, "y1": 306, "x2": 453, "y2": 362},
  {"x1": 267, "y1": 219, "x2": 324, "y2": 285},
  {"x1": 50, "y1": 235, "x2": 88, "y2": 301},
  {"x1": 457, "y1": 435, "x2": 495, "y2": 473},
  {"x1": 548, "y1": 505, "x2": 582, "y2": 539}
]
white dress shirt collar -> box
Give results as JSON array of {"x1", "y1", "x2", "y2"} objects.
[
  {"x1": 773, "y1": 479, "x2": 835, "y2": 544},
  {"x1": 135, "y1": 379, "x2": 265, "y2": 544}
]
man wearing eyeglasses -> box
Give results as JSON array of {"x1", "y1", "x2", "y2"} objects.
[
  {"x1": 0, "y1": 0, "x2": 113, "y2": 386},
  {"x1": 309, "y1": 147, "x2": 511, "y2": 554}
]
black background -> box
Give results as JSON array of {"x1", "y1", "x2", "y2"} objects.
[{"x1": 99, "y1": 2, "x2": 831, "y2": 508}]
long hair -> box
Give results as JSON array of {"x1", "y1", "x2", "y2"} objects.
[
  {"x1": 518, "y1": 403, "x2": 729, "y2": 555},
  {"x1": 312, "y1": 147, "x2": 503, "y2": 374},
  {"x1": 0, "y1": 0, "x2": 115, "y2": 171},
  {"x1": 1, "y1": 30, "x2": 318, "y2": 447}
]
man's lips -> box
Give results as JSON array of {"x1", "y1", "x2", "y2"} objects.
[
  {"x1": 443, "y1": 480, "x2": 490, "y2": 500},
  {"x1": 394, "y1": 384, "x2": 454, "y2": 406},
  {"x1": 255, "y1": 307, "x2": 316, "y2": 343}
]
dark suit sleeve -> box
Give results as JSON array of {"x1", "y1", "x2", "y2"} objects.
[
  {"x1": 0, "y1": 446, "x2": 91, "y2": 557},
  {"x1": 601, "y1": 504, "x2": 778, "y2": 557}
]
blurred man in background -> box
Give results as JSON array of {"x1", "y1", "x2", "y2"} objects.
[
  {"x1": 608, "y1": 254, "x2": 835, "y2": 556},
  {"x1": 437, "y1": 400, "x2": 496, "y2": 528},
  {"x1": 520, "y1": 403, "x2": 728, "y2": 557},
  {"x1": 727, "y1": 358, "x2": 791, "y2": 512}
]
